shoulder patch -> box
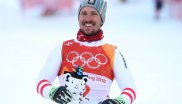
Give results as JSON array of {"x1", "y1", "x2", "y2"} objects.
[{"x1": 63, "y1": 39, "x2": 74, "y2": 46}]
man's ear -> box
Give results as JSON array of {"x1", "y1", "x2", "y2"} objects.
[
  {"x1": 101, "y1": 22, "x2": 103, "y2": 26},
  {"x1": 64, "y1": 73, "x2": 71, "y2": 82}
]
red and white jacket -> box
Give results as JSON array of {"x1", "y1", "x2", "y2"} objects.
[{"x1": 36, "y1": 39, "x2": 136, "y2": 104}]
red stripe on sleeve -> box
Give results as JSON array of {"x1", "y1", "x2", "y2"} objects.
[
  {"x1": 123, "y1": 88, "x2": 136, "y2": 99},
  {"x1": 36, "y1": 79, "x2": 50, "y2": 94},
  {"x1": 121, "y1": 92, "x2": 133, "y2": 104},
  {"x1": 40, "y1": 83, "x2": 52, "y2": 97}
]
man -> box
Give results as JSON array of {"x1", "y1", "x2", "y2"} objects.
[
  {"x1": 155, "y1": 0, "x2": 164, "y2": 20},
  {"x1": 36, "y1": 0, "x2": 137, "y2": 104}
]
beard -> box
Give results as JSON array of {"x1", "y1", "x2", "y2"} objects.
[{"x1": 80, "y1": 28, "x2": 100, "y2": 36}]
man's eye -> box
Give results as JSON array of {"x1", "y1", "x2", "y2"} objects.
[
  {"x1": 81, "y1": 12, "x2": 87, "y2": 16},
  {"x1": 91, "y1": 13, "x2": 98, "y2": 17}
]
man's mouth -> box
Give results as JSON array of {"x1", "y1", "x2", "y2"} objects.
[{"x1": 84, "y1": 23, "x2": 94, "y2": 27}]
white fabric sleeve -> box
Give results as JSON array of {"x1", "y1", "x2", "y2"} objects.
[
  {"x1": 113, "y1": 49, "x2": 137, "y2": 104},
  {"x1": 36, "y1": 44, "x2": 62, "y2": 99}
]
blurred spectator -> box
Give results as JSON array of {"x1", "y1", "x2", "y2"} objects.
[
  {"x1": 20, "y1": 0, "x2": 75, "y2": 16},
  {"x1": 120, "y1": 0, "x2": 127, "y2": 2},
  {"x1": 42, "y1": 0, "x2": 74, "y2": 16},
  {"x1": 20, "y1": 0, "x2": 43, "y2": 11},
  {"x1": 168, "y1": 0, "x2": 182, "y2": 21},
  {"x1": 180, "y1": 0, "x2": 182, "y2": 20},
  {"x1": 154, "y1": 0, "x2": 164, "y2": 20}
]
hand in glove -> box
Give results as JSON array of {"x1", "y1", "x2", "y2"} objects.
[
  {"x1": 49, "y1": 86, "x2": 72, "y2": 104},
  {"x1": 99, "y1": 96, "x2": 125, "y2": 104}
]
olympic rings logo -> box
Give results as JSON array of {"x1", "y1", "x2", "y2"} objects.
[{"x1": 66, "y1": 51, "x2": 108, "y2": 69}]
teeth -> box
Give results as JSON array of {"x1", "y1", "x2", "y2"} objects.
[{"x1": 85, "y1": 23, "x2": 93, "y2": 27}]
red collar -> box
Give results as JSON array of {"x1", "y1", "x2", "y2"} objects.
[{"x1": 77, "y1": 30, "x2": 104, "y2": 42}]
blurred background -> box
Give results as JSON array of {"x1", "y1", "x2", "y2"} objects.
[{"x1": 0, "y1": 0, "x2": 182, "y2": 104}]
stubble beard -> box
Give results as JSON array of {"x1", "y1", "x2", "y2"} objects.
[{"x1": 81, "y1": 28, "x2": 100, "y2": 36}]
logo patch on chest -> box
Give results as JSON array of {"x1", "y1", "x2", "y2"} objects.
[{"x1": 66, "y1": 51, "x2": 108, "y2": 68}]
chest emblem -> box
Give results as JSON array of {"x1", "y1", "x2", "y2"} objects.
[{"x1": 66, "y1": 51, "x2": 108, "y2": 69}]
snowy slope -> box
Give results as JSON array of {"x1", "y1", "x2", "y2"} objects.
[{"x1": 0, "y1": 0, "x2": 182, "y2": 104}]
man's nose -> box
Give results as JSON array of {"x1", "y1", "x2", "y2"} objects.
[{"x1": 85, "y1": 15, "x2": 92, "y2": 21}]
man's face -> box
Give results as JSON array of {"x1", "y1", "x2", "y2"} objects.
[{"x1": 79, "y1": 6, "x2": 102, "y2": 36}]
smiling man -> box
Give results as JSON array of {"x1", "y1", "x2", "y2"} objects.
[
  {"x1": 36, "y1": 0, "x2": 137, "y2": 104},
  {"x1": 78, "y1": 0, "x2": 106, "y2": 36},
  {"x1": 79, "y1": 6, "x2": 101, "y2": 36}
]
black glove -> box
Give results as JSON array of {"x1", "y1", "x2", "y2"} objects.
[
  {"x1": 99, "y1": 98, "x2": 125, "y2": 104},
  {"x1": 49, "y1": 86, "x2": 72, "y2": 104}
]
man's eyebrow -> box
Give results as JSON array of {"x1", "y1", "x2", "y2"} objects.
[
  {"x1": 91, "y1": 11, "x2": 98, "y2": 13},
  {"x1": 91, "y1": 10, "x2": 97, "y2": 12},
  {"x1": 80, "y1": 10, "x2": 86, "y2": 12}
]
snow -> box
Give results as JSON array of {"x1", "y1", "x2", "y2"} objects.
[{"x1": 0, "y1": 0, "x2": 182, "y2": 104}]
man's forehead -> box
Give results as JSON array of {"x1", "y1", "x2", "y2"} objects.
[{"x1": 80, "y1": 6, "x2": 98, "y2": 12}]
